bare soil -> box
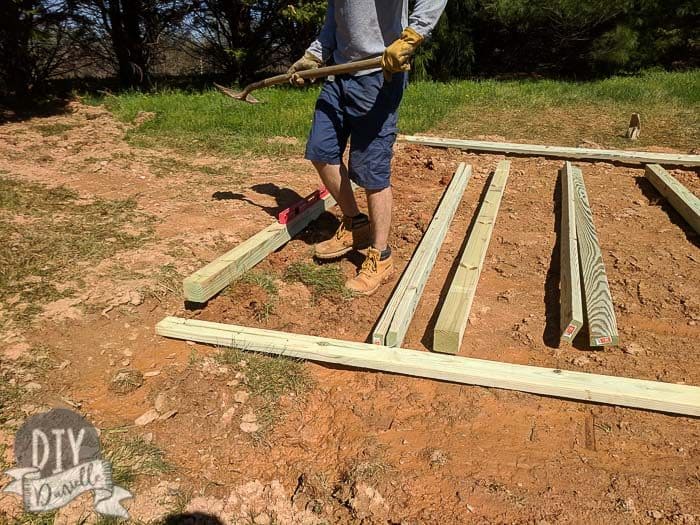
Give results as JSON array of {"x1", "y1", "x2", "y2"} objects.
[{"x1": 0, "y1": 102, "x2": 699, "y2": 524}]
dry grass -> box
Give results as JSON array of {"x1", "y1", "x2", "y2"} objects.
[{"x1": 0, "y1": 177, "x2": 154, "y2": 326}]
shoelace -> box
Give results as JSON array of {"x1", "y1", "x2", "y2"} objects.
[
  {"x1": 335, "y1": 220, "x2": 351, "y2": 240},
  {"x1": 361, "y1": 252, "x2": 379, "y2": 274}
]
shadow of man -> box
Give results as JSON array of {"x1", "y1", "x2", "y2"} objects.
[{"x1": 162, "y1": 511, "x2": 225, "y2": 524}]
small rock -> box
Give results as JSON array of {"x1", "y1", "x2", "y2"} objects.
[
  {"x1": 233, "y1": 391, "x2": 250, "y2": 404},
  {"x1": 128, "y1": 290, "x2": 142, "y2": 306},
  {"x1": 648, "y1": 510, "x2": 664, "y2": 520},
  {"x1": 109, "y1": 369, "x2": 144, "y2": 395},
  {"x1": 144, "y1": 370, "x2": 160, "y2": 378},
  {"x1": 240, "y1": 421, "x2": 260, "y2": 433},
  {"x1": 58, "y1": 360, "x2": 71, "y2": 370},
  {"x1": 220, "y1": 407, "x2": 237, "y2": 427},
  {"x1": 241, "y1": 412, "x2": 257, "y2": 423},
  {"x1": 121, "y1": 359, "x2": 131, "y2": 367},
  {"x1": 158, "y1": 409, "x2": 177, "y2": 421},
  {"x1": 622, "y1": 343, "x2": 644, "y2": 356},
  {"x1": 154, "y1": 393, "x2": 166, "y2": 413},
  {"x1": 135, "y1": 409, "x2": 159, "y2": 426},
  {"x1": 4, "y1": 342, "x2": 31, "y2": 360},
  {"x1": 123, "y1": 349, "x2": 133, "y2": 357},
  {"x1": 142, "y1": 432, "x2": 154, "y2": 443},
  {"x1": 253, "y1": 513, "x2": 271, "y2": 525},
  {"x1": 24, "y1": 382, "x2": 42, "y2": 392},
  {"x1": 572, "y1": 356, "x2": 590, "y2": 367}
]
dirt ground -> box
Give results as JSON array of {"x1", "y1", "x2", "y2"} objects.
[{"x1": 1, "y1": 101, "x2": 699, "y2": 524}]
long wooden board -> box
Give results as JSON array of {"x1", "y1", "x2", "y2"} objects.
[
  {"x1": 156, "y1": 316, "x2": 700, "y2": 416},
  {"x1": 183, "y1": 190, "x2": 340, "y2": 303},
  {"x1": 400, "y1": 135, "x2": 700, "y2": 167},
  {"x1": 433, "y1": 160, "x2": 511, "y2": 354},
  {"x1": 645, "y1": 164, "x2": 700, "y2": 233},
  {"x1": 559, "y1": 162, "x2": 584, "y2": 343},
  {"x1": 571, "y1": 167, "x2": 619, "y2": 346},
  {"x1": 373, "y1": 163, "x2": 471, "y2": 347}
]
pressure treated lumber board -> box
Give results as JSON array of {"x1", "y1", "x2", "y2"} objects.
[
  {"x1": 433, "y1": 160, "x2": 511, "y2": 354},
  {"x1": 559, "y1": 162, "x2": 584, "y2": 343},
  {"x1": 373, "y1": 163, "x2": 471, "y2": 347},
  {"x1": 400, "y1": 135, "x2": 700, "y2": 167},
  {"x1": 571, "y1": 167, "x2": 619, "y2": 346},
  {"x1": 184, "y1": 190, "x2": 339, "y2": 303},
  {"x1": 156, "y1": 316, "x2": 700, "y2": 416},
  {"x1": 645, "y1": 164, "x2": 700, "y2": 234}
]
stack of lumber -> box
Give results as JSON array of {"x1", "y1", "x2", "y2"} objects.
[
  {"x1": 559, "y1": 162, "x2": 618, "y2": 347},
  {"x1": 373, "y1": 163, "x2": 471, "y2": 347}
]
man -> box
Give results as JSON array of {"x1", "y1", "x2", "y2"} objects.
[{"x1": 288, "y1": 0, "x2": 447, "y2": 296}]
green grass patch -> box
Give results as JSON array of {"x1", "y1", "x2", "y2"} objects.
[
  {"x1": 217, "y1": 348, "x2": 310, "y2": 401},
  {"x1": 0, "y1": 177, "x2": 154, "y2": 326},
  {"x1": 284, "y1": 261, "x2": 350, "y2": 301},
  {"x1": 94, "y1": 69, "x2": 699, "y2": 156},
  {"x1": 216, "y1": 346, "x2": 311, "y2": 441},
  {"x1": 238, "y1": 270, "x2": 279, "y2": 296},
  {"x1": 103, "y1": 433, "x2": 173, "y2": 488}
]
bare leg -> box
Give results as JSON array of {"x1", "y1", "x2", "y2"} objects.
[
  {"x1": 366, "y1": 187, "x2": 392, "y2": 251},
  {"x1": 311, "y1": 161, "x2": 360, "y2": 217}
]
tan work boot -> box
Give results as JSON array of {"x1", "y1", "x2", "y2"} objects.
[
  {"x1": 315, "y1": 215, "x2": 370, "y2": 260},
  {"x1": 345, "y1": 247, "x2": 393, "y2": 296}
]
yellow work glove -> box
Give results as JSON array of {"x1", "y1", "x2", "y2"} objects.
[
  {"x1": 381, "y1": 27, "x2": 424, "y2": 81},
  {"x1": 287, "y1": 52, "x2": 323, "y2": 86}
]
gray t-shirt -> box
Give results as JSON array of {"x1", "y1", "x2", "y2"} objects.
[{"x1": 307, "y1": 0, "x2": 447, "y2": 73}]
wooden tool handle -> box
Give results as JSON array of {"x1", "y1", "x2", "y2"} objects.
[
  {"x1": 297, "y1": 56, "x2": 383, "y2": 80},
  {"x1": 237, "y1": 56, "x2": 383, "y2": 98}
]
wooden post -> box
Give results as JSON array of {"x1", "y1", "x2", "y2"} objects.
[
  {"x1": 183, "y1": 190, "x2": 341, "y2": 303},
  {"x1": 373, "y1": 163, "x2": 471, "y2": 347},
  {"x1": 559, "y1": 162, "x2": 584, "y2": 344},
  {"x1": 433, "y1": 160, "x2": 511, "y2": 354},
  {"x1": 399, "y1": 135, "x2": 700, "y2": 167},
  {"x1": 645, "y1": 164, "x2": 700, "y2": 234},
  {"x1": 571, "y1": 167, "x2": 619, "y2": 347},
  {"x1": 625, "y1": 113, "x2": 641, "y2": 140},
  {"x1": 156, "y1": 316, "x2": 700, "y2": 417}
]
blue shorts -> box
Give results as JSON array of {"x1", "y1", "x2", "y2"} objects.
[{"x1": 305, "y1": 71, "x2": 407, "y2": 190}]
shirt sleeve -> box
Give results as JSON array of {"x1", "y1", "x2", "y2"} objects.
[
  {"x1": 408, "y1": 0, "x2": 448, "y2": 39},
  {"x1": 306, "y1": 0, "x2": 336, "y2": 63}
]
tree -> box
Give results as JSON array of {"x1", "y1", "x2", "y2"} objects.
[
  {"x1": 185, "y1": 0, "x2": 325, "y2": 83},
  {"x1": 68, "y1": 0, "x2": 193, "y2": 89},
  {"x1": 0, "y1": 0, "x2": 73, "y2": 97}
]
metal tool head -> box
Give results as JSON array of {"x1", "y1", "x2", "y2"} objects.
[{"x1": 214, "y1": 83, "x2": 261, "y2": 104}]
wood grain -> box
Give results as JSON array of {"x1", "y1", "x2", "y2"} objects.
[
  {"x1": 571, "y1": 166, "x2": 619, "y2": 346},
  {"x1": 156, "y1": 316, "x2": 700, "y2": 416},
  {"x1": 400, "y1": 135, "x2": 700, "y2": 167},
  {"x1": 645, "y1": 164, "x2": 700, "y2": 234},
  {"x1": 433, "y1": 160, "x2": 510, "y2": 354}
]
